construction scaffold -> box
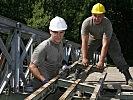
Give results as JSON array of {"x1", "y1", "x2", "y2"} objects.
[{"x1": 0, "y1": 15, "x2": 133, "y2": 100}]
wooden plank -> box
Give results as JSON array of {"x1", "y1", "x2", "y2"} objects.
[
  {"x1": 103, "y1": 84, "x2": 133, "y2": 90},
  {"x1": 25, "y1": 61, "x2": 79, "y2": 100},
  {"x1": 71, "y1": 61, "x2": 78, "y2": 69},
  {"x1": 79, "y1": 65, "x2": 93, "y2": 82},
  {"x1": 118, "y1": 92, "x2": 133, "y2": 99},
  {"x1": 59, "y1": 79, "x2": 81, "y2": 100},
  {"x1": 57, "y1": 63, "x2": 95, "y2": 97},
  {"x1": 90, "y1": 67, "x2": 108, "y2": 100},
  {"x1": 105, "y1": 67, "x2": 126, "y2": 82},
  {"x1": 57, "y1": 79, "x2": 95, "y2": 94},
  {"x1": 25, "y1": 76, "x2": 59, "y2": 100},
  {"x1": 72, "y1": 96, "x2": 90, "y2": 100},
  {"x1": 90, "y1": 84, "x2": 101, "y2": 100}
]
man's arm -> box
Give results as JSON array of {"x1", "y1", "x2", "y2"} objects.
[
  {"x1": 28, "y1": 62, "x2": 45, "y2": 82},
  {"x1": 81, "y1": 34, "x2": 89, "y2": 66},
  {"x1": 97, "y1": 38, "x2": 110, "y2": 68}
]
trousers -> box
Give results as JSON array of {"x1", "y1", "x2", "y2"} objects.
[{"x1": 79, "y1": 33, "x2": 129, "y2": 72}]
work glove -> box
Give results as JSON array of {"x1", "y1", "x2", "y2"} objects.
[
  {"x1": 59, "y1": 65, "x2": 71, "y2": 79},
  {"x1": 62, "y1": 64, "x2": 71, "y2": 71},
  {"x1": 42, "y1": 78, "x2": 49, "y2": 84}
]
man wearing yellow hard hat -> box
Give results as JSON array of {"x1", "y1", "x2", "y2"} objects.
[{"x1": 79, "y1": 3, "x2": 133, "y2": 85}]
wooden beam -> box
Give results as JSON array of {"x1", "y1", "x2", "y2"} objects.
[
  {"x1": 79, "y1": 65, "x2": 93, "y2": 82},
  {"x1": 70, "y1": 61, "x2": 79, "y2": 70},
  {"x1": 103, "y1": 84, "x2": 133, "y2": 90},
  {"x1": 118, "y1": 92, "x2": 133, "y2": 99},
  {"x1": 57, "y1": 79, "x2": 95, "y2": 93},
  {"x1": 25, "y1": 61, "x2": 80, "y2": 100},
  {"x1": 59, "y1": 79, "x2": 81, "y2": 100},
  {"x1": 72, "y1": 96, "x2": 90, "y2": 100},
  {"x1": 25, "y1": 76, "x2": 59, "y2": 100},
  {"x1": 90, "y1": 67, "x2": 108, "y2": 100}
]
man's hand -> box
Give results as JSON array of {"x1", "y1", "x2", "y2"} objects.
[
  {"x1": 62, "y1": 64, "x2": 71, "y2": 70},
  {"x1": 42, "y1": 78, "x2": 49, "y2": 84},
  {"x1": 96, "y1": 61, "x2": 104, "y2": 69},
  {"x1": 82, "y1": 58, "x2": 89, "y2": 67}
]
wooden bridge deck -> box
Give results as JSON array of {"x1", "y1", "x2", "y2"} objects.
[
  {"x1": 24, "y1": 65, "x2": 133, "y2": 100},
  {"x1": 85, "y1": 66, "x2": 133, "y2": 84},
  {"x1": 1, "y1": 66, "x2": 133, "y2": 100}
]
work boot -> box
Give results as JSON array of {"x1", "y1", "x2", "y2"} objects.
[{"x1": 122, "y1": 69, "x2": 132, "y2": 85}]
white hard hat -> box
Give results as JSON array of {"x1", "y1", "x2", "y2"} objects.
[{"x1": 49, "y1": 16, "x2": 67, "y2": 31}]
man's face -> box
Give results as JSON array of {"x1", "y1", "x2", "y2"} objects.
[
  {"x1": 50, "y1": 30, "x2": 65, "y2": 44},
  {"x1": 92, "y1": 14, "x2": 104, "y2": 24}
]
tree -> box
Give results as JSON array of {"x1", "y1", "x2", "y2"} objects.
[
  {"x1": 0, "y1": 0, "x2": 34, "y2": 24},
  {"x1": 26, "y1": 0, "x2": 86, "y2": 43}
]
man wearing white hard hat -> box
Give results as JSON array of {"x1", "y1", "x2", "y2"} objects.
[{"x1": 28, "y1": 16, "x2": 67, "y2": 90}]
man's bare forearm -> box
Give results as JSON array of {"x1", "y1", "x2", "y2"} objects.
[
  {"x1": 81, "y1": 35, "x2": 89, "y2": 58},
  {"x1": 100, "y1": 38, "x2": 110, "y2": 62},
  {"x1": 29, "y1": 62, "x2": 45, "y2": 82}
]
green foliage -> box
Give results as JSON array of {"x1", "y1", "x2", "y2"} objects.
[
  {"x1": 26, "y1": 0, "x2": 88, "y2": 43},
  {"x1": 26, "y1": 1, "x2": 52, "y2": 32},
  {"x1": 0, "y1": 0, "x2": 34, "y2": 23},
  {"x1": 0, "y1": 0, "x2": 133, "y2": 61}
]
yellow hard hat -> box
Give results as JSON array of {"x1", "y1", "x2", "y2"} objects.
[{"x1": 91, "y1": 3, "x2": 106, "y2": 14}]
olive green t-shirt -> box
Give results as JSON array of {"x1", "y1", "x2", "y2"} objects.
[
  {"x1": 31, "y1": 38, "x2": 64, "y2": 79},
  {"x1": 81, "y1": 16, "x2": 113, "y2": 39}
]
